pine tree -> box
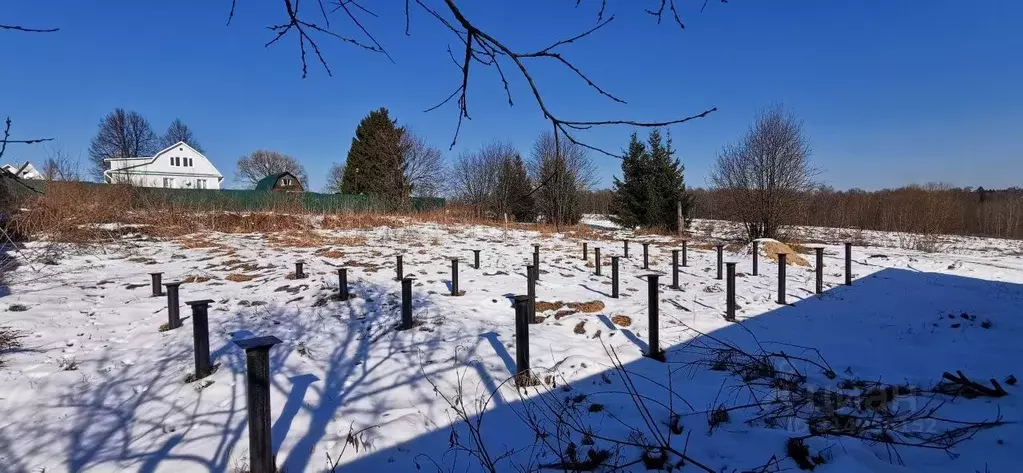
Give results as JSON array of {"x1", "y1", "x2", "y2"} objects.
[
  {"x1": 610, "y1": 133, "x2": 651, "y2": 229},
  {"x1": 341, "y1": 108, "x2": 407, "y2": 205}
]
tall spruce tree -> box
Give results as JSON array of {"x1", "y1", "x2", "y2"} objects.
[
  {"x1": 611, "y1": 130, "x2": 693, "y2": 231},
  {"x1": 610, "y1": 133, "x2": 651, "y2": 229},
  {"x1": 341, "y1": 108, "x2": 407, "y2": 205},
  {"x1": 647, "y1": 130, "x2": 693, "y2": 232}
]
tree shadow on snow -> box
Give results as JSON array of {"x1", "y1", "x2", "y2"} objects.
[{"x1": 335, "y1": 268, "x2": 1023, "y2": 472}]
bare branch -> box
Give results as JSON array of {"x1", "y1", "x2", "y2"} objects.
[{"x1": 0, "y1": 24, "x2": 59, "y2": 33}]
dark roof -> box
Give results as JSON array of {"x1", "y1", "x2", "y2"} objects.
[{"x1": 254, "y1": 172, "x2": 297, "y2": 191}]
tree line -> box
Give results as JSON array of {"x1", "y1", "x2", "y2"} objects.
[{"x1": 690, "y1": 185, "x2": 1023, "y2": 240}]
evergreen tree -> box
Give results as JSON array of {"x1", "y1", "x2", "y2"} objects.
[
  {"x1": 341, "y1": 108, "x2": 407, "y2": 205},
  {"x1": 647, "y1": 130, "x2": 693, "y2": 232},
  {"x1": 610, "y1": 130, "x2": 693, "y2": 231},
  {"x1": 610, "y1": 133, "x2": 651, "y2": 229},
  {"x1": 495, "y1": 154, "x2": 535, "y2": 222}
]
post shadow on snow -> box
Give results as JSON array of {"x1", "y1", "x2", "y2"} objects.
[
  {"x1": 339, "y1": 268, "x2": 1023, "y2": 471},
  {"x1": 579, "y1": 283, "x2": 613, "y2": 298},
  {"x1": 1, "y1": 277, "x2": 489, "y2": 473},
  {"x1": 480, "y1": 331, "x2": 516, "y2": 376}
]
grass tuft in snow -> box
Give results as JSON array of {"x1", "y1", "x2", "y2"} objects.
[
  {"x1": 0, "y1": 326, "x2": 25, "y2": 366},
  {"x1": 56, "y1": 356, "x2": 79, "y2": 371}
]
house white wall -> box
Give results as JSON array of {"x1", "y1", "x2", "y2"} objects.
[{"x1": 104, "y1": 142, "x2": 223, "y2": 189}]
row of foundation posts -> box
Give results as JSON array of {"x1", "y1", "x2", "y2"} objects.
[{"x1": 144, "y1": 238, "x2": 857, "y2": 472}]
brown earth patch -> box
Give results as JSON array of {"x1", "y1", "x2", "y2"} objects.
[
  {"x1": 611, "y1": 315, "x2": 633, "y2": 327},
  {"x1": 573, "y1": 321, "x2": 586, "y2": 334},
  {"x1": 535, "y1": 301, "x2": 565, "y2": 312},
  {"x1": 554, "y1": 309, "x2": 578, "y2": 320},
  {"x1": 225, "y1": 273, "x2": 257, "y2": 282},
  {"x1": 568, "y1": 300, "x2": 605, "y2": 313}
]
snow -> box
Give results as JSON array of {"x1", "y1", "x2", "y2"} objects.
[{"x1": 1, "y1": 220, "x2": 1020, "y2": 472}]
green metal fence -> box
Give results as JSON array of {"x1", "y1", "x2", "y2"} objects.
[{"x1": 1, "y1": 179, "x2": 445, "y2": 214}]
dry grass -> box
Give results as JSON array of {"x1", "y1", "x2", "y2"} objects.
[
  {"x1": 225, "y1": 273, "x2": 257, "y2": 282},
  {"x1": 266, "y1": 230, "x2": 327, "y2": 248},
  {"x1": 183, "y1": 275, "x2": 214, "y2": 283},
  {"x1": 326, "y1": 235, "x2": 368, "y2": 246},
  {"x1": 314, "y1": 248, "x2": 345, "y2": 258},
  {"x1": 321, "y1": 214, "x2": 397, "y2": 230}
]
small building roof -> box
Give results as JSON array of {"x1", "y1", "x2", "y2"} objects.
[{"x1": 254, "y1": 172, "x2": 297, "y2": 191}]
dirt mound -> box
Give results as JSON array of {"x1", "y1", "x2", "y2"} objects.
[{"x1": 751, "y1": 239, "x2": 809, "y2": 266}]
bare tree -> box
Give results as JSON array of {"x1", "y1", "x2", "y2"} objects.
[
  {"x1": 323, "y1": 162, "x2": 344, "y2": 193},
  {"x1": 710, "y1": 105, "x2": 817, "y2": 240},
  {"x1": 401, "y1": 130, "x2": 445, "y2": 197},
  {"x1": 235, "y1": 150, "x2": 308, "y2": 189},
  {"x1": 87, "y1": 109, "x2": 160, "y2": 181},
  {"x1": 161, "y1": 118, "x2": 203, "y2": 153},
  {"x1": 450, "y1": 141, "x2": 514, "y2": 216},
  {"x1": 40, "y1": 142, "x2": 81, "y2": 181},
  {"x1": 529, "y1": 132, "x2": 597, "y2": 227}
]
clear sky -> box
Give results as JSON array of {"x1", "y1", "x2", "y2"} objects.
[{"x1": 2, "y1": 0, "x2": 1021, "y2": 191}]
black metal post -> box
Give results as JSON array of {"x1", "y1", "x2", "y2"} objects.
[
  {"x1": 642, "y1": 242, "x2": 650, "y2": 269},
  {"x1": 752, "y1": 240, "x2": 759, "y2": 276},
  {"x1": 671, "y1": 249, "x2": 679, "y2": 289},
  {"x1": 611, "y1": 256, "x2": 619, "y2": 298},
  {"x1": 777, "y1": 253, "x2": 787, "y2": 305},
  {"x1": 451, "y1": 258, "x2": 460, "y2": 296},
  {"x1": 338, "y1": 268, "x2": 349, "y2": 301},
  {"x1": 624, "y1": 239, "x2": 630, "y2": 258},
  {"x1": 395, "y1": 255, "x2": 403, "y2": 281},
  {"x1": 726, "y1": 262, "x2": 737, "y2": 321},
  {"x1": 647, "y1": 275, "x2": 663, "y2": 361},
  {"x1": 716, "y1": 244, "x2": 724, "y2": 280},
  {"x1": 400, "y1": 277, "x2": 413, "y2": 330},
  {"x1": 150, "y1": 272, "x2": 163, "y2": 297},
  {"x1": 844, "y1": 242, "x2": 852, "y2": 286},
  {"x1": 514, "y1": 295, "x2": 531, "y2": 382},
  {"x1": 164, "y1": 282, "x2": 182, "y2": 330},
  {"x1": 186, "y1": 299, "x2": 214, "y2": 379},
  {"x1": 526, "y1": 265, "x2": 536, "y2": 324},
  {"x1": 594, "y1": 247, "x2": 601, "y2": 276},
  {"x1": 234, "y1": 335, "x2": 283, "y2": 473},
  {"x1": 532, "y1": 244, "x2": 540, "y2": 280},
  {"x1": 815, "y1": 247, "x2": 824, "y2": 295},
  {"x1": 294, "y1": 261, "x2": 305, "y2": 279},
  {"x1": 582, "y1": 242, "x2": 588, "y2": 261},
  {"x1": 681, "y1": 240, "x2": 688, "y2": 267},
  {"x1": 473, "y1": 249, "x2": 481, "y2": 269}
]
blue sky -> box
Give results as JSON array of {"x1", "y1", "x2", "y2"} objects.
[{"x1": 2, "y1": 0, "x2": 1021, "y2": 191}]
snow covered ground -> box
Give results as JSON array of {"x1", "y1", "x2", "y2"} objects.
[{"x1": 1, "y1": 218, "x2": 1021, "y2": 472}]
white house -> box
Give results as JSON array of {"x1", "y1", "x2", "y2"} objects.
[
  {"x1": 1, "y1": 162, "x2": 42, "y2": 180},
  {"x1": 103, "y1": 142, "x2": 223, "y2": 189}
]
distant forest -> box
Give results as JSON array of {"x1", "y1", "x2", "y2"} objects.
[{"x1": 579, "y1": 185, "x2": 1023, "y2": 240}]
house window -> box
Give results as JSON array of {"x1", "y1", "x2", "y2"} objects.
[
  {"x1": 188, "y1": 158, "x2": 193, "y2": 167},
  {"x1": 282, "y1": 178, "x2": 293, "y2": 186},
  {"x1": 196, "y1": 179, "x2": 207, "y2": 189},
  {"x1": 163, "y1": 177, "x2": 174, "y2": 188}
]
